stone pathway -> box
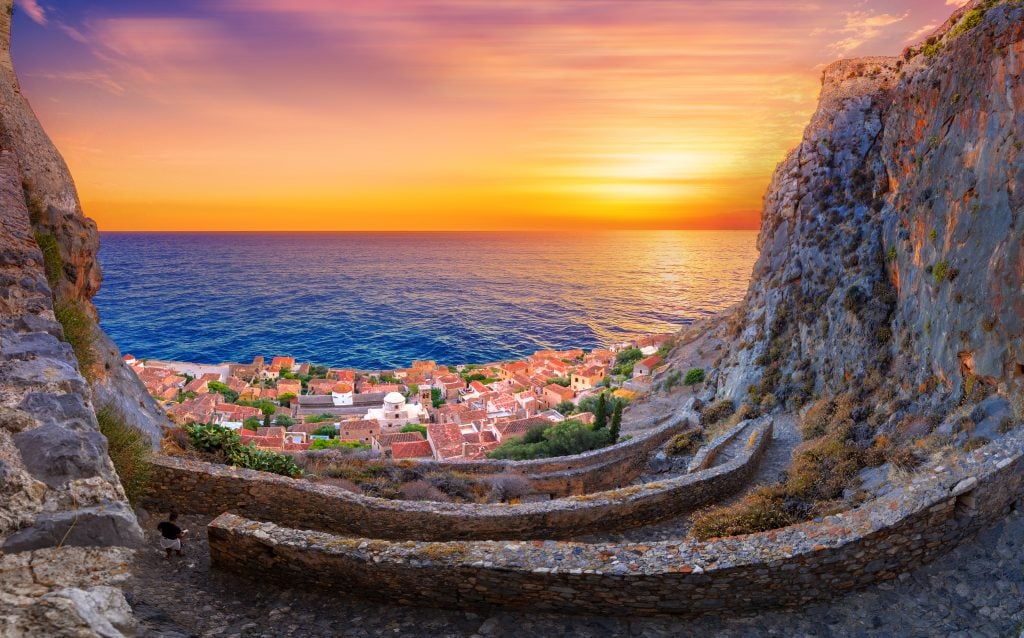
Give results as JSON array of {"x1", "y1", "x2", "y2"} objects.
[
  {"x1": 129, "y1": 503, "x2": 1023, "y2": 637},
  {"x1": 582, "y1": 414, "x2": 802, "y2": 543}
]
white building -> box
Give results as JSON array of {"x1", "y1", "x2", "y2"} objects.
[
  {"x1": 365, "y1": 392, "x2": 429, "y2": 431},
  {"x1": 331, "y1": 383, "x2": 354, "y2": 407}
]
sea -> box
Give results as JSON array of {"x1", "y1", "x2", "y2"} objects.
[{"x1": 94, "y1": 231, "x2": 758, "y2": 369}]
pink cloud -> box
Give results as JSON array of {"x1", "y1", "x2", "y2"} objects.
[{"x1": 15, "y1": 0, "x2": 46, "y2": 25}]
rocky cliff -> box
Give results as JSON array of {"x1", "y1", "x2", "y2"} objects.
[
  {"x1": 0, "y1": 0, "x2": 162, "y2": 633},
  {"x1": 715, "y1": 0, "x2": 1024, "y2": 433},
  {"x1": 0, "y1": 0, "x2": 166, "y2": 446}
]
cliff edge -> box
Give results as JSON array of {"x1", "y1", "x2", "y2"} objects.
[
  {"x1": 714, "y1": 0, "x2": 1024, "y2": 432},
  {"x1": 0, "y1": 0, "x2": 166, "y2": 447}
]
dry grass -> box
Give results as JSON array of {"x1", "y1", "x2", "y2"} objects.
[{"x1": 97, "y1": 406, "x2": 152, "y2": 506}]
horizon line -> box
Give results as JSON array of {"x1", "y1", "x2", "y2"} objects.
[{"x1": 97, "y1": 228, "x2": 761, "y2": 234}]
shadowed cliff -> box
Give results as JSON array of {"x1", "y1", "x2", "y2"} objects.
[{"x1": 0, "y1": 0, "x2": 166, "y2": 445}]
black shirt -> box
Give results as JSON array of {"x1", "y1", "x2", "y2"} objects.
[{"x1": 158, "y1": 521, "x2": 182, "y2": 540}]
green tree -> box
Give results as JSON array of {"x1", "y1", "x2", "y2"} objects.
[
  {"x1": 208, "y1": 381, "x2": 239, "y2": 403},
  {"x1": 274, "y1": 414, "x2": 296, "y2": 427},
  {"x1": 683, "y1": 368, "x2": 705, "y2": 386},
  {"x1": 431, "y1": 387, "x2": 445, "y2": 408},
  {"x1": 311, "y1": 425, "x2": 337, "y2": 438},
  {"x1": 242, "y1": 417, "x2": 261, "y2": 431},
  {"x1": 546, "y1": 377, "x2": 570, "y2": 387},
  {"x1": 609, "y1": 401, "x2": 623, "y2": 443},
  {"x1": 400, "y1": 423, "x2": 427, "y2": 438},
  {"x1": 555, "y1": 400, "x2": 576, "y2": 415},
  {"x1": 278, "y1": 392, "x2": 297, "y2": 407},
  {"x1": 612, "y1": 347, "x2": 643, "y2": 376},
  {"x1": 594, "y1": 393, "x2": 608, "y2": 429}
]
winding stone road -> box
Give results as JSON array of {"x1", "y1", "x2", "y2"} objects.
[{"x1": 130, "y1": 504, "x2": 1023, "y2": 637}]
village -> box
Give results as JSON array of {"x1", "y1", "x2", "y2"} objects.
[{"x1": 127, "y1": 334, "x2": 675, "y2": 462}]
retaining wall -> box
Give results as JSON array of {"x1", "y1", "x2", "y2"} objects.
[
  {"x1": 145, "y1": 420, "x2": 772, "y2": 541},
  {"x1": 207, "y1": 428, "x2": 1024, "y2": 616},
  {"x1": 303, "y1": 412, "x2": 696, "y2": 498}
]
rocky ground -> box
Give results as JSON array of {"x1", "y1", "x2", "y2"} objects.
[{"x1": 128, "y1": 506, "x2": 1024, "y2": 637}]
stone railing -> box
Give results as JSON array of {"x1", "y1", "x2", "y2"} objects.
[
  {"x1": 145, "y1": 419, "x2": 772, "y2": 541},
  {"x1": 686, "y1": 419, "x2": 751, "y2": 472},
  {"x1": 207, "y1": 427, "x2": 1024, "y2": 616}
]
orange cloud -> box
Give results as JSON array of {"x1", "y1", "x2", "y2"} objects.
[{"x1": 12, "y1": 0, "x2": 966, "y2": 231}]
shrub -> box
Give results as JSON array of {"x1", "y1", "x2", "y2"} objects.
[
  {"x1": 34, "y1": 232, "x2": 63, "y2": 288},
  {"x1": 700, "y1": 400, "x2": 734, "y2": 425},
  {"x1": 547, "y1": 377, "x2": 570, "y2": 387},
  {"x1": 96, "y1": 406, "x2": 152, "y2": 506},
  {"x1": 309, "y1": 439, "x2": 369, "y2": 451},
  {"x1": 799, "y1": 399, "x2": 833, "y2": 440},
  {"x1": 207, "y1": 381, "x2": 239, "y2": 403},
  {"x1": 612, "y1": 347, "x2": 643, "y2": 375},
  {"x1": 311, "y1": 425, "x2": 337, "y2": 437},
  {"x1": 274, "y1": 414, "x2": 296, "y2": 427},
  {"x1": 950, "y1": 8, "x2": 984, "y2": 39},
  {"x1": 665, "y1": 430, "x2": 701, "y2": 457},
  {"x1": 53, "y1": 298, "x2": 97, "y2": 381},
  {"x1": 661, "y1": 370, "x2": 682, "y2": 392},
  {"x1": 487, "y1": 420, "x2": 612, "y2": 460},
  {"x1": 555, "y1": 400, "x2": 576, "y2": 415},
  {"x1": 691, "y1": 488, "x2": 794, "y2": 540},
  {"x1": 486, "y1": 473, "x2": 531, "y2": 503},
  {"x1": 278, "y1": 392, "x2": 297, "y2": 407},
  {"x1": 228, "y1": 443, "x2": 303, "y2": 477},
  {"x1": 933, "y1": 260, "x2": 950, "y2": 285},
  {"x1": 426, "y1": 471, "x2": 476, "y2": 500},
  {"x1": 400, "y1": 480, "x2": 450, "y2": 502},
  {"x1": 431, "y1": 387, "x2": 445, "y2": 408},
  {"x1": 683, "y1": 368, "x2": 705, "y2": 386},
  {"x1": 183, "y1": 422, "x2": 301, "y2": 477},
  {"x1": 185, "y1": 422, "x2": 241, "y2": 453},
  {"x1": 962, "y1": 437, "x2": 990, "y2": 452},
  {"x1": 305, "y1": 413, "x2": 337, "y2": 424},
  {"x1": 242, "y1": 417, "x2": 261, "y2": 431},
  {"x1": 399, "y1": 423, "x2": 427, "y2": 438}
]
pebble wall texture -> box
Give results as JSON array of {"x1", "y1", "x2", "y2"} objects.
[
  {"x1": 207, "y1": 428, "x2": 1024, "y2": 616},
  {"x1": 146, "y1": 420, "x2": 772, "y2": 541}
]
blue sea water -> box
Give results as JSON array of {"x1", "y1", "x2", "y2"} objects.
[{"x1": 93, "y1": 231, "x2": 758, "y2": 369}]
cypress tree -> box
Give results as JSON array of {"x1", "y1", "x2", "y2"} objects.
[
  {"x1": 610, "y1": 401, "x2": 623, "y2": 443},
  {"x1": 594, "y1": 393, "x2": 608, "y2": 429}
]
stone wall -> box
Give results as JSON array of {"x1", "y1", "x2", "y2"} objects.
[
  {"x1": 376, "y1": 413, "x2": 696, "y2": 498},
  {"x1": 208, "y1": 428, "x2": 1024, "y2": 617},
  {"x1": 145, "y1": 420, "x2": 771, "y2": 541}
]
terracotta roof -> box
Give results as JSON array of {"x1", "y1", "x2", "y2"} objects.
[
  {"x1": 638, "y1": 355, "x2": 663, "y2": 369},
  {"x1": 391, "y1": 439, "x2": 434, "y2": 459},
  {"x1": 375, "y1": 431, "x2": 425, "y2": 449},
  {"x1": 496, "y1": 417, "x2": 550, "y2": 438},
  {"x1": 543, "y1": 384, "x2": 574, "y2": 400},
  {"x1": 427, "y1": 422, "x2": 464, "y2": 459}
]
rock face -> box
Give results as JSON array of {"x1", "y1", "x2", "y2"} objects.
[
  {"x1": 0, "y1": 0, "x2": 165, "y2": 445},
  {"x1": 716, "y1": 0, "x2": 1024, "y2": 425},
  {"x1": 0, "y1": 0, "x2": 154, "y2": 634}
]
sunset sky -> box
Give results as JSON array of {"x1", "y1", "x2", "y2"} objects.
[{"x1": 11, "y1": 0, "x2": 965, "y2": 231}]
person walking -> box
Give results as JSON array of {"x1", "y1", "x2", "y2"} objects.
[{"x1": 157, "y1": 512, "x2": 188, "y2": 560}]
